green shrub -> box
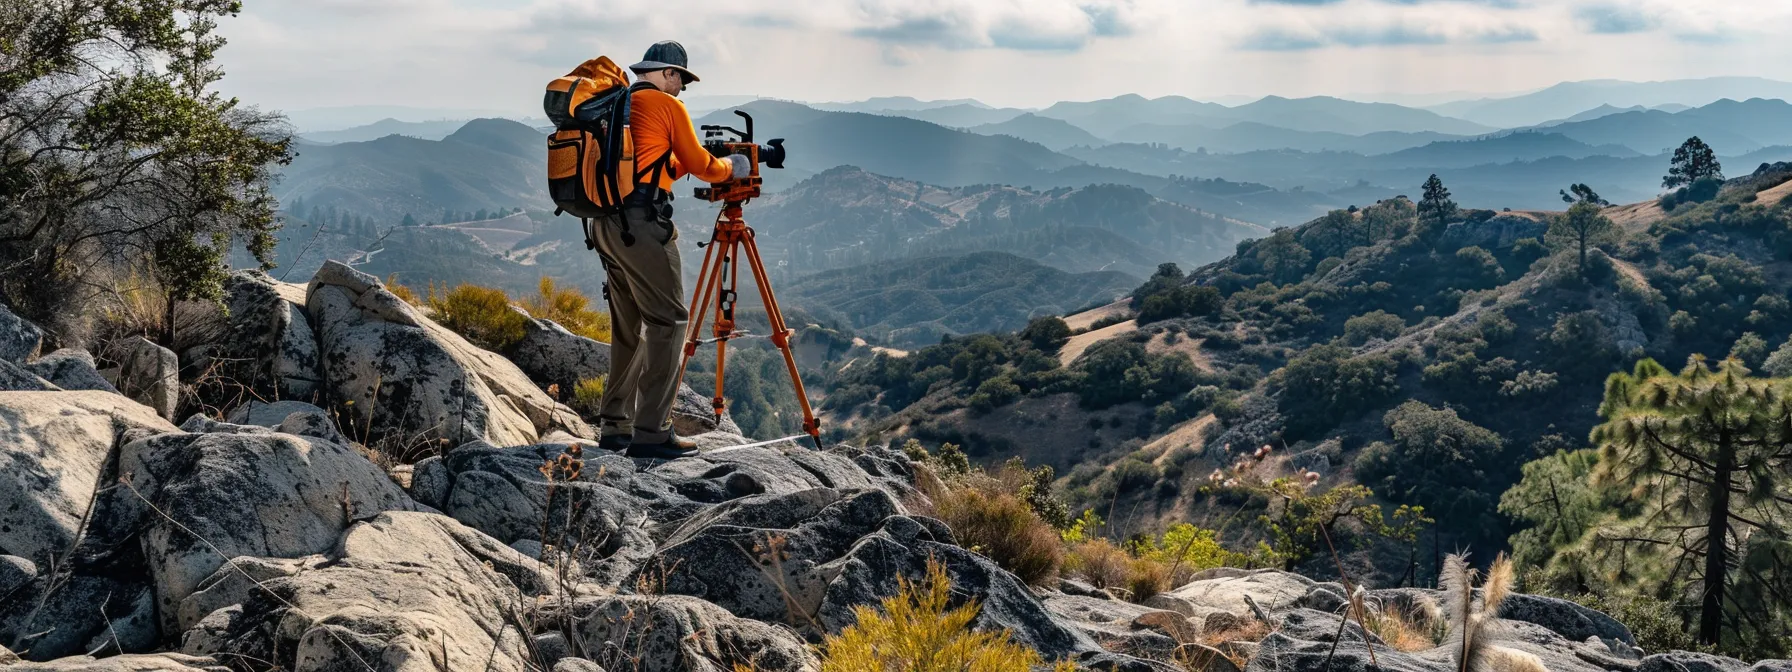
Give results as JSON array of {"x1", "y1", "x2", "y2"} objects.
[
  {"x1": 570, "y1": 376, "x2": 606, "y2": 416},
  {"x1": 1343, "y1": 310, "x2": 1405, "y2": 345},
  {"x1": 1020, "y1": 316, "x2": 1071, "y2": 350}
]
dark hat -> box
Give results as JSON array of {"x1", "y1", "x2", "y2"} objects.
[{"x1": 629, "y1": 40, "x2": 699, "y2": 83}]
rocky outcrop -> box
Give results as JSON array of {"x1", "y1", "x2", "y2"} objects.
[
  {"x1": 1439, "y1": 213, "x2": 1547, "y2": 251},
  {"x1": 27, "y1": 349, "x2": 119, "y2": 393},
  {"x1": 0, "y1": 301, "x2": 43, "y2": 363},
  {"x1": 0, "y1": 391, "x2": 178, "y2": 565},
  {"x1": 1145, "y1": 568, "x2": 1314, "y2": 627},
  {"x1": 98, "y1": 418, "x2": 421, "y2": 633},
  {"x1": 176, "y1": 270, "x2": 324, "y2": 403},
  {"x1": 305, "y1": 260, "x2": 592, "y2": 447},
  {"x1": 508, "y1": 308, "x2": 612, "y2": 393},
  {"x1": 118, "y1": 337, "x2": 179, "y2": 420},
  {"x1": 182, "y1": 512, "x2": 552, "y2": 672},
  {"x1": 640, "y1": 487, "x2": 1100, "y2": 660},
  {"x1": 567, "y1": 594, "x2": 819, "y2": 672}
]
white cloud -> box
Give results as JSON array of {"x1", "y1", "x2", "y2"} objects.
[{"x1": 211, "y1": 0, "x2": 1792, "y2": 116}]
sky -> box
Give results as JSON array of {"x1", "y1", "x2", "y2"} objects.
[{"x1": 213, "y1": 0, "x2": 1792, "y2": 121}]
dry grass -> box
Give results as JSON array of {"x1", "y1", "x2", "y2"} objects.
[
  {"x1": 1363, "y1": 604, "x2": 1439, "y2": 653},
  {"x1": 384, "y1": 275, "x2": 421, "y2": 306},
  {"x1": 932, "y1": 484, "x2": 1062, "y2": 587},
  {"x1": 522, "y1": 277, "x2": 612, "y2": 343},
  {"x1": 426, "y1": 282, "x2": 528, "y2": 351},
  {"x1": 1065, "y1": 539, "x2": 1131, "y2": 590},
  {"x1": 571, "y1": 376, "x2": 607, "y2": 417}
]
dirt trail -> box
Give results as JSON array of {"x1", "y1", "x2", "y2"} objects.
[
  {"x1": 1058, "y1": 319, "x2": 1137, "y2": 366},
  {"x1": 1611, "y1": 256, "x2": 1650, "y2": 291},
  {"x1": 1147, "y1": 414, "x2": 1216, "y2": 464},
  {"x1": 1063, "y1": 300, "x2": 1130, "y2": 332},
  {"x1": 852, "y1": 337, "x2": 908, "y2": 358},
  {"x1": 1604, "y1": 201, "x2": 1667, "y2": 232},
  {"x1": 1758, "y1": 177, "x2": 1792, "y2": 205}
]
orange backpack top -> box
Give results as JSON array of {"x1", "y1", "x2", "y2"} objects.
[{"x1": 544, "y1": 56, "x2": 648, "y2": 219}]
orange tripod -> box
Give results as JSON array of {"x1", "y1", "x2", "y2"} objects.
[{"x1": 676, "y1": 200, "x2": 823, "y2": 449}]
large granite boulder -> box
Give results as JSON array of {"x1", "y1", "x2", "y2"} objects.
[
  {"x1": 567, "y1": 594, "x2": 819, "y2": 672},
  {"x1": 0, "y1": 300, "x2": 43, "y2": 363},
  {"x1": 175, "y1": 270, "x2": 324, "y2": 403},
  {"x1": 508, "y1": 308, "x2": 612, "y2": 393},
  {"x1": 1144, "y1": 568, "x2": 1315, "y2": 628},
  {"x1": 0, "y1": 391, "x2": 177, "y2": 565},
  {"x1": 26, "y1": 349, "x2": 119, "y2": 393},
  {"x1": 1498, "y1": 592, "x2": 1635, "y2": 646},
  {"x1": 1042, "y1": 593, "x2": 1197, "y2": 661},
  {"x1": 94, "y1": 417, "x2": 422, "y2": 634},
  {"x1": 1638, "y1": 651, "x2": 1753, "y2": 672},
  {"x1": 117, "y1": 336, "x2": 179, "y2": 420},
  {"x1": 305, "y1": 260, "x2": 591, "y2": 448},
  {"x1": 181, "y1": 512, "x2": 553, "y2": 672}
]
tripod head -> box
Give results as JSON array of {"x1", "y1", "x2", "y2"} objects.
[{"x1": 693, "y1": 110, "x2": 786, "y2": 204}]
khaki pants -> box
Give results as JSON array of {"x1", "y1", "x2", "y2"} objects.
[{"x1": 587, "y1": 203, "x2": 685, "y2": 442}]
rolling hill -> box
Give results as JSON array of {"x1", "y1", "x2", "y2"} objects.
[
  {"x1": 1430, "y1": 77, "x2": 1792, "y2": 128},
  {"x1": 277, "y1": 118, "x2": 546, "y2": 224},
  {"x1": 967, "y1": 113, "x2": 1108, "y2": 150},
  {"x1": 1108, "y1": 121, "x2": 1462, "y2": 155},
  {"x1": 783, "y1": 250, "x2": 1138, "y2": 347}
]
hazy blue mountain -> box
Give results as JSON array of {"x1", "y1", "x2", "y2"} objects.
[
  {"x1": 1109, "y1": 121, "x2": 1462, "y2": 155},
  {"x1": 277, "y1": 118, "x2": 545, "y2": 224},
  {"x1": 301, "y1": 118, "x2": 474, "y2": 144},
  {"x1": 1215, "y1": 96, "x2": 1496, "y2": 135},
  {"x1": 783, "y1": 251, "x2": 1138, "y2": 347},
  {"x1": 285, "y1": 105, "x2": 524, "y2": 133},
  {"x1": 1530, "y1": 104, "x2": 1648, "y2": 128},
  {"x1": 967, "y1": 113, "x2": 1108, "y2": 150},
  {"x1": 1035, "y1": 94, "x2": 1233, "y2": 137},
  {"x1": 1373, "y1": 132, "x2": 1640, "y2": 167},
  {"x1": 1544, "y1": 98, "x2": 1792, "y2": 155},
  {"x1": 749, "y1": 166, "x2": 1264, "y2": 278},
  {"x1": 812, "y1": 96, "x2": 992, "y2": 112},
  {"x1": 1429, "y1": 77, "x2": 1792, "y2": 128},
  {"x1": 883, "y1": 104, "x2": 1027, "y2": 128}
]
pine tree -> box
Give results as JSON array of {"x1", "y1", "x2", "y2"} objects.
[
  {"x1": 1560, "y1": 183, "x2": 1610, "y2": 206},
  {"x1": 1664, "y1": 137, "x2": 1724, "y2": 189},
  {"x1": 1589, "y1": 357, "x2": 1792, "y2": 647},
  {"x1": 1418, "y1": 174, "x2": 1457, "y2": 235},
  {"x1": 402, "y1": 213, "x2": 418, "y2": 227},
  {"x1": 1545, "y1": 201, "x2": 1617, "y2": 279}
]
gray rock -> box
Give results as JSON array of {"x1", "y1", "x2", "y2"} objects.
[
  {"x1": 1246, "y1": 632, "x2": 1447, "y2": 672},
  {"x1": 0, "y1": 391, "x2": 177, "y2": 565},
  {"x1": 1, "y1": 554, "x2": 36, "y2": 594},
  {"x1": 1042, "y1": 593, "x2": 1193, "y2": 660},
  {"x1": 435, "y1": 440, "x2": 661, "y2": 584},
  {"x1": 532, "y1": 632, "x2": 572, "y2": 669},
  {"x1": 647, "y1": 443, "x2": 912, "y2": 504},
  {"x1": 182, "y1": 512, "x2": 552, "y2": 672},
  {"x1": 673, "y1": 380, "x2": 742, "y2": 437},
  {"x1": 225, "y1": 399, "x2": 326, "y2": 427},
  {"x1": 553, "y1": 659, "x2": 608, "y2": 672},
  {"x1": 1638, "y1": 652, "x2": 1751, "y2": 672},
  {"x1": 0, "y1": 357, "x2": 58, "y2": 390},
  {"x1": 175, "y1": 270, "x2": 323, "y2": 403},
  {"x1": 640, "y1": 487, "x2": 1097, "y2": 659},
  {"x1": 0, "y1": 653, "x2": 231, "y2": 671},
  {"x1": 118, "y1": 336, "x2": 179, "y2": 420},
  {"x1": 1439, "y1": 213, "x2": 1547, "y2": 251},
  {"x1": 569, "y1": 594, "x2": 819, "y2": 672},
  {"x1": 1750, "y1": 662, "x2": 1792, "y2": 672},
  {"x1": 1500, "y1": 592, "x2": 1636, "y2": 646},
  {"x1": 508, "y1": 307, "x2": 612, "y2": 392},
  {"x1": 1145, "y1": 568, "x2": 1314, "y2": 627},
  {"x1": 99, "y1": 423, "x2": 419, "y2": 634},
  {"x1": 25, "y1": 349, "x2": 117, "y2": 393},
  {"x1": 305, "y1": 260, "x2": 592, "y2": 447},
  {"x1": 0, "y1": 301, "x2": 43, "y2": 363},
  {"x1": 409, "y1": 455, "x2": 451, "y2": 509}
]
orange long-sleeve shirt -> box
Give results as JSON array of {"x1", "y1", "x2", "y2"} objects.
[{"x1": 630, "y1": 88, "x2": 734, "y2": 192}]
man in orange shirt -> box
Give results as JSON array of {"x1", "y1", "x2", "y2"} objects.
[{"x1": 587, "y1": 40, "x2": 748, "y2": 459}]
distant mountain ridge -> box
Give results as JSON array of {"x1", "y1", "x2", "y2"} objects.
[{"x1": 1429, "y1": 77, "x2": 1792, "y2": 128}]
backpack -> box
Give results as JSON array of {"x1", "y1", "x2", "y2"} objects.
[{"x1": 543, "y1": 56, "x2": 650, "y2": 219}]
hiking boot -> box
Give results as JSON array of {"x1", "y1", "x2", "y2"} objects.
[
  {"x1": 625, "y1": 432, "x2": 699, "y2": 460},
  {"x1": 597, "y1": 434, "x2": 632, "y2": 453}
]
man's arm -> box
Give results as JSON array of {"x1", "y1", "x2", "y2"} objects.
[{"x1": 645, "y1": 91, "x2": 735, "y2": 184}]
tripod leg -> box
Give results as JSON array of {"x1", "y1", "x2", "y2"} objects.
[
  {"x1": 676, "y1": 228, "x2": 728, "y2": 394},
  {"x1": 739, "y1": 232, "x2": 823, "y2": 450},
  {"x1": 711, "y1": 238, "x2": 739, "y2": 416}
]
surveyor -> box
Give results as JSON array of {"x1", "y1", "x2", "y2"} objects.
[{"x1": 589, "y1": 40, "x2": 750, "y2": 459}]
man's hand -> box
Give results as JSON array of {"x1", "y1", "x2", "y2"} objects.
[{"x1": 725, "y1": 154, "x2": 751, "y2": 180}]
